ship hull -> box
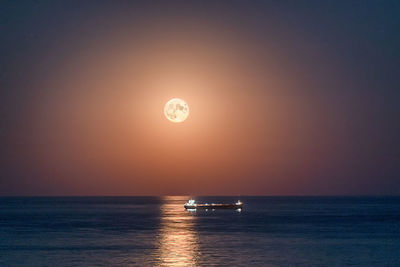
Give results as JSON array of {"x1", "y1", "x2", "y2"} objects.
[{"x1": 184, "y1": 204, "x2": 243, "y2": 210}]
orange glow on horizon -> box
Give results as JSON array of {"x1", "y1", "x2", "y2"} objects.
[{"x1": 22, "y1": 15, "x2": 345, "y2": 196}]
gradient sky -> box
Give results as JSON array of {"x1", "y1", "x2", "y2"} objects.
[{"x1": 1, "y1": 1, "x2": 399, "y2": 196}]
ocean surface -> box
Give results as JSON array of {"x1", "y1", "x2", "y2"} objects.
[{"x1": 0, "y1": 196, "x2": 399, "y2": 266}]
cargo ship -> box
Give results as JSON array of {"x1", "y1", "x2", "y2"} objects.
[{"x1": 184, "y1": 199, "x2": 243, "y2": 210}]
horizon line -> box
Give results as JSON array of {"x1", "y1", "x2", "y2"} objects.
[{"x1": 0, "y1": 194, "x2": 399, "y2": 197}]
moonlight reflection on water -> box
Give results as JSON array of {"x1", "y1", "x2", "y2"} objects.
[{"x1": 157, "y1": 196, "x2": 199, "y2": 266}]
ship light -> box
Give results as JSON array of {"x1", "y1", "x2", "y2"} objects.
[
  {"x1": 236, "y1": 200, "x2": 242, "y2": 205},
  {"x1": 187, "y1": 199, "x2": 196, "y2": 206}
]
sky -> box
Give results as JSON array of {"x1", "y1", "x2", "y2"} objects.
[{"x1": 0, "y1": 0, "x2": 399, "y2": 196}]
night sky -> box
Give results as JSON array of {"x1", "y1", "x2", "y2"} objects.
[{"x1": 1, "y1": 1, "x2": 399, "y2": 195}]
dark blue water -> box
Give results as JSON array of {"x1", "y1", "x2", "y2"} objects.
[{"x1": 0, "y1": 196, "x2": 399, "y2": 266}]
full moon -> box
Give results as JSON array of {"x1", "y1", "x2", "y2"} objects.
[{"x1": 164, "y1": 98, "x2": 189, "y2": 123}]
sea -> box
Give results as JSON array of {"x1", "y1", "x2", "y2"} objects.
[{"x1": 0, "y1": 196, "x2": 399, "y2": 266}]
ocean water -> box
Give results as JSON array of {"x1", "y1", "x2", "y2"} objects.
[{"x1": 0, "y1": 196, "x2": 399, "y2": 266}]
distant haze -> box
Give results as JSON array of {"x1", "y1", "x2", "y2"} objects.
[{"x1": 1, "y1": 1, "x2": 399, "y2": 195}]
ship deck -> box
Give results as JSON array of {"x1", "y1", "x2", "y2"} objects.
[{"x1": 184, "y1": 203, "x2": 243, "y2": 210}]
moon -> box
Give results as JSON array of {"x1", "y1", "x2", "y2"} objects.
[{"x1": 164, "y1": 98, "x2": 189, "y2": 123}]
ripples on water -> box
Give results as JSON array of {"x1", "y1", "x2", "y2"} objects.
[{"x1": 0, "y1": 196, "x2": 399, "y2": 266}]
